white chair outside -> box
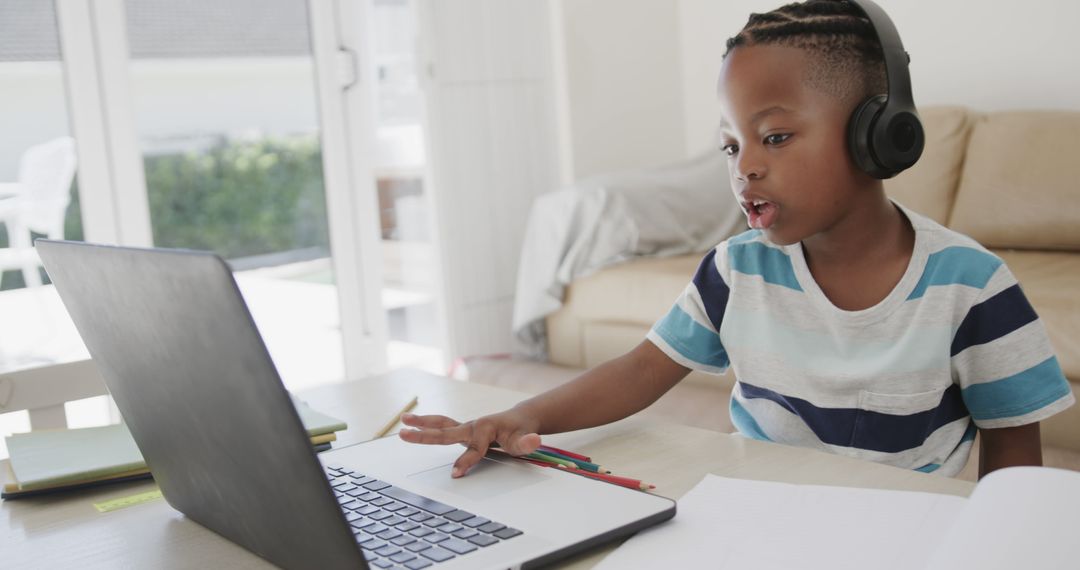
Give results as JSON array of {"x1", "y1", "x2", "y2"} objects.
[
  {"x1": 0, "y1": 137, "x2": 78, "y2": 288},
  {"x1": 0, "y1": 360, "x2": 108, "y2": 431}
]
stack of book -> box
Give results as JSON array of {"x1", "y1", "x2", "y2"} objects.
[{"x1": 1, "y1": 396, "x2": 346, "y2": 499}]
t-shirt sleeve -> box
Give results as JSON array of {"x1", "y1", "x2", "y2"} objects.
[
  {"x1": 646, "y1": 246, "x2": 731, "y2": 374},
  {"x1": 952, "y1": 264, "x2": 1075, "y2": 429}
]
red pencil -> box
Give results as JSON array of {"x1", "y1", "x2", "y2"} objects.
[
  {"x1": 513, "y1": 455, "x2": 654, "y2": 491},
  {"x1": 567, "y1": 469, "x2": 655, "y2": 491},
  {"x1": 538, "y1": 444, "x2": 591, "y2": 463}
]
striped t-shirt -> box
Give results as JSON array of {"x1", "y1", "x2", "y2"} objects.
[{"x1": 647, "y1": 204, "x2": 1074, "y2": 476}]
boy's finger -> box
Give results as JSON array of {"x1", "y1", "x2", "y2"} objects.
[
  {"x1": 397, "y1": 423, "x2": 471, "y2": 446},
  {"x1": 450, "y1": 422, "x2": 500, "y2": 477},
  {"x1": 505, "y1": 432, "x2": 541, "y2": 456},
  {"x1": 400, "y1": 414, "x2": 460, "y2": 429},
  {"x1": 452, "y1": 442, "x2": 489, "y2": 478}
]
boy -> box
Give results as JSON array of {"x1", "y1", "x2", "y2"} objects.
[{"x1": 400, "y1": 0, "x2": 1074, "y2": 480}]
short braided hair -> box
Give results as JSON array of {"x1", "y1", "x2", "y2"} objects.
[{"x1": 723, "y1": 0, "x2": 887, "y2": 105}]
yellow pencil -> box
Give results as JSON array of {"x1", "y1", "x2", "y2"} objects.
[{"x1": 374, "y1": 395, "x2": 419, "y2": 438}]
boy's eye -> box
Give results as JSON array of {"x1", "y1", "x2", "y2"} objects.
[
  {"x1": 764, "y1": 133, "x2": 791, "y2": 145},
  {"x1": 721, "y1": 144, "x2": 739, "y2": 156}
]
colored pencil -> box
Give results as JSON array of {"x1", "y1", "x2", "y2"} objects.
[
  {"x1": 486, "y1": 447, "x2": 547, "y2": 462},
  {"x1": 538, "y1": 445, "x2": 591, "y2": 463},
  {"x1": 524, "y1": 452, "x2": 579, "y2": 469},
  {"x1": 533, "y1": 449, "x2": 609, "y2": 473},
  {"x1": 509, "y1": 454, "x2": 654, "y2": 491},
  {"x1": 516, "y1": 456, "x2": 557, "y2": 469},
  {"x1": 374, "y1": 395, "x2": 419, "y2": 438},
  {"x1": 568, "y1": 469, "x2": 655, "y2": 491},
  {"x1": 493, "y1": 453, "x2": 582, "y2": 475}
]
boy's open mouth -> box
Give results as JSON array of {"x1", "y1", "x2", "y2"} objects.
[{"x1": 742, "y1": 198, "x2": 779, "y2": 230}]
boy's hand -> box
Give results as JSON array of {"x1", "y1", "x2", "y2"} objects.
[{"x1": 398, "y1": 409, "x2": 542, "y2": 478}]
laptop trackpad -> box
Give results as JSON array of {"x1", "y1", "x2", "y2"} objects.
[{"x1": 407, "y1": 456, "x2": 548, "y2": 501}]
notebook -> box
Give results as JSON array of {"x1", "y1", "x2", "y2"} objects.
[
  {"x1": 35, "y1": 239, "x2": 675, "y2": 569},
  {"x1": 2, "y1": 396, "x2": 346, "y2": 498}
]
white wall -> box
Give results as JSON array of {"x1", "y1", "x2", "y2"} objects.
[
  {"x1": 420, "y1": 0, "x2": 563, "y2": 359},
  {"x1": 555, "y1": 0, "x2": 686, "y2": 179},
  {"x1": 678, "y1": 0, "x2": 1080, "y2": 156}
]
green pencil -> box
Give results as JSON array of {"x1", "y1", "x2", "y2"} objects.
[
  {"x1": 524, "y1": 452, "x2": 579, "y2": 469},
  {"x1": 533, "y1": 449, "x2": 608, "y2": 473}
]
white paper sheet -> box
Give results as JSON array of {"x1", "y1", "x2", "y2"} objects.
[
  {"x1": 924, "y1": 467, "x2": 1080, "y2": 570},
  {"x1": 595, "y1": 474, "x2": 966, "y2": 570}
]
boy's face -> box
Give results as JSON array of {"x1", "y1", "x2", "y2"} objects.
[{"x1": 717, "y1": 44, "x2": 871, "y2": 246}]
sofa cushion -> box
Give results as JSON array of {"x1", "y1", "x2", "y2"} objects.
[
  {"x1": 884, "y1": 106, "x2": 974, "y2": 225},
  {"x1": 950, "y1": 111, "x2": 1080, "y2": 250},
  {"x1": 547, "y1": 253, "x2": 700, "y2": 368},
  {"x1": 561, "y1": 254, "x2": 701, "y2": 325},
  {"x1": 994, "y1": 249, "x2": 1080, "y2": 382}
]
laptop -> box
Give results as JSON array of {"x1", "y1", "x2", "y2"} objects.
[{"x1": 36, "y1": 240, "x2": 675, "y2": 570}]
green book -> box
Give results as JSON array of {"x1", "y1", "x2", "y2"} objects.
[
  {"x1": 3, "y1": 396, "x2": 346, "y2": 496},
  {"x1": 6, "y1": 424, "x2": 147, "y2": 492},
  {"x1": 291, "y1": 395, "x2": 348, "y2": 437}
]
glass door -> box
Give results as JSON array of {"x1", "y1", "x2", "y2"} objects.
[
  {"x1": 0, "y1": 0, "x2": 443, "y2": 460},
  {"x1": 370, "y1": 0, "x2": 445, "y2": 373},
  {"x1": 0, "y1": 0, "x2": 104, "y2": 456},
  {"x1": 116, "y1": 0, "x2": 360, "y2": 390}
]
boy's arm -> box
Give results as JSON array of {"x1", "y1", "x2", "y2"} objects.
[
  {"x1": 517, "y1": 339, "x2": 692, "y2": 434},
  {"x1": 978, "y1": 422, "x2": 1043, "y2": 479},
  {"x1": 400, "y1": 340, "x2": 690, "y2": 476}
]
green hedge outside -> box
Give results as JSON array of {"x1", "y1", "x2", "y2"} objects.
[
  {"x1": 2, "y1": 135, "x2": 329, "y2": 290},
  {"x1": 66, "y1": 135, "x2": 330, "y2": 259}
]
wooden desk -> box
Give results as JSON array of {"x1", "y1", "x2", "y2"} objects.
[{"x1": 1, "y1": 369, "x2": 974, "y2": 568}]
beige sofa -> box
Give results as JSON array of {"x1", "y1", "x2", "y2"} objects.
[{"x1": 547, "y1": 106, "x2": 1080, "y2": 453}]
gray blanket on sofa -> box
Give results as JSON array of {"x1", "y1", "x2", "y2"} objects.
[{"x1": 511, "y1": 150, "x2": 746, "y2": 359}]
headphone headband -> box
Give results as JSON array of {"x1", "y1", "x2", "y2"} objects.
[
  {"x1": 847, "y1": 0, "x2": 915, "y2": 111},
  {"x1": 845, "y1": 0, "x2": 924, "y2": 179}
]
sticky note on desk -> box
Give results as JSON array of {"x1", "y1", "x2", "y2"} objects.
[{"x1": 93, "y1": 488, "x2": 163, "y2": 513}]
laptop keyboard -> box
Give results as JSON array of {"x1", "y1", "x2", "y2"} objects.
[{"x1": 326, "y1": 465, "x2": 523, "y2": 569}]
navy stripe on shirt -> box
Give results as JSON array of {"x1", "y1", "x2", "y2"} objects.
[
  {"x1": 691, "y1": 249, "x2": 729, "y2": 331},
  {"x1": 951, "y1": 284, "x2": 1038, "y2": 356},
  {"x1": 738, "y1": 381, "x2": 969, "y2": 454}
]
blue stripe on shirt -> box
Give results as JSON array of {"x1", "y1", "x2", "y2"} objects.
[
  {"x1": 728, "y1": 241, "x2": 802, "y2": 292},
  {"x1": 962, "y1": 356, "x2": 1070, "y2": 421},
  {"x1": 951, "y1": 284, "x2": 1038, "y2": 356},
  {"x1": 738, "y1": 382, "x2": 969, "y2": 453},
  {"x1": 721, "y1": 306, "x2": 951, "y2": 378},
  {"x1": 728, "y1": 229, "x2": 762, "y2": 244},
  {"x1": 691, "y1": 249, "x2": 729, "y2": 330},
  {"x1": 653, "y1": 304, "x2": 729, "y2": 369},
  {"x1": 730, "y1": 396, "x2": 772, "y2": 442},
  {"x1": 961, "y1": 422, "x2": 978, "y2": 443},
  {"x1": 907, "y1": 246, "x2": 1003, "y2": 300}
]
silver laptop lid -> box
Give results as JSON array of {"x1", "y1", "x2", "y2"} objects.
[{"x1": 36, "y1": 240, "x2": 365, "y2": 570}]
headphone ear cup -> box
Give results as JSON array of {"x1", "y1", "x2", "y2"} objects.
[
  {"x1": 847, "y1": 94, "x2": 891, "y2": 179},
  {"x1": 874, "y1": 110, "x2": 925, "y2": 175}
]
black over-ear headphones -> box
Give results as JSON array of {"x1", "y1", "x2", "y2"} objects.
[{"x1": 846, "y1": 0, "x2": 924, "y2": 179}]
